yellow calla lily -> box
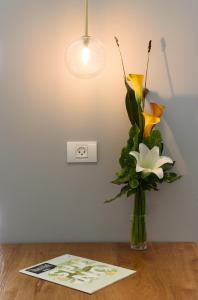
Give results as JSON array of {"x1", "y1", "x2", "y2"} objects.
[
  {"x1": 142, "y1": 102, "x2": 164, "y2": 137},
  {"x1": 142, "y1": 113, "x2": 160, "y2": 137},
  {"x1": 127, "y1": 74, "x2": 144, "y2": 102}
]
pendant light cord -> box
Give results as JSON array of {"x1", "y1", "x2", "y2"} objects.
[{"x1": 84, "y1": 0, "x2": 89, "y2": 37}]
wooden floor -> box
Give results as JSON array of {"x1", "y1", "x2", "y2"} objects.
[{"x1": 0, "y1": 243, "x2": 198, "y2": 300}]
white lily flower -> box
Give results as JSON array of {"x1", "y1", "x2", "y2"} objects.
[{"x1": 130, "y1": 143, "x2": 173, "y2": 179}]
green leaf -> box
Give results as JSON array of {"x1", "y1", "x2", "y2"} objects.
[
  {"x1": 105, "y1": 185, "x2": 131, "y2": 203},
  {"x1": 118, "y1": 125, "x2": 140, "y2": 171},
  {"x1": 143, "y1": 129, "x2": 163, "y2": 152},
  {"x1": 119, "y1": 149, "x2": 136, "y2": 170},
  {"x1": 119, "y1": 147, "x2": 128, "y2": 168},
  {"x1": 145, "y1": 183, "x2": 159, "y2": 191},
  {"x1": 128, "y1": 123, "x2": 140, "y2": 151},
  {"x1": 129, "y1": 178, "x2": 139, "y2": 189},
  {"x1": 112, "y1": 169, "x2": 130, "y2": 185},
  {"x1": 125, "y1": 81, "x2": 139, "y2": 125},
  {"x1": 163, "y1": 172, "x2": 182, "y2": 183},
  {"x1": 162, "y1": 161, "x2": 175, "y2": 171},
  {"x1": 141, "y1": 173, "x2": 161, "y2": 191},
  {"x1": 111, "y1": 178, "x2": 126, "y2": 185}
]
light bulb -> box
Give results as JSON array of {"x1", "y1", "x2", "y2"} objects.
[
  {"x1": 66, "y1": 36, "x2": 105, "y2": 79},
  {"x1": 82, "y1": 46, "x2": 90, "y2": 65}
]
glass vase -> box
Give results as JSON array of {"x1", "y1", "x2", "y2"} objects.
[{"x1": 131, "y1": 187, "x2": 147, "y2": 250}]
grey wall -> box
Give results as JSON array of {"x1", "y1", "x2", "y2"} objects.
[{"x1": 0, "y1": 0, "x2": 197, "y2": 243}]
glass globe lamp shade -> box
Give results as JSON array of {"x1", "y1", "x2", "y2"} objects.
[{"x1": 66, "y1": 36, "x2": 105, "y2": 78}]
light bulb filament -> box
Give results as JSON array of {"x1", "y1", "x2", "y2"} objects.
[{"x1": 82, "y1": 47, "x2": 90, "y2": 65}]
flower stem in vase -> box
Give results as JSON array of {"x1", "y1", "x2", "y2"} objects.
[{"x1": 131, "y1": 187, "x2": 147, "y2": 250}]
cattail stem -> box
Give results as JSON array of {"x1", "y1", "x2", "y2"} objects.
[
  {"x1": 145, "y1": 55, "x2": 150, "y2": 90},
  {"x1": 144, "y1": 40, "x2": 152, "y2": 90},
  {"x1": 114, "y1": 36, "x2": 126, "y2": 79}
]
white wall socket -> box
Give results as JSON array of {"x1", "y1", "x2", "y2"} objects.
[{"x1": 67, "y1": 141, "x2": 97, "y2": 163}]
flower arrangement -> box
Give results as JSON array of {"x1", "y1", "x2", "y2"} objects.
[{"x1": 105, "y1": 38, "x2": 181, "y2": 250}]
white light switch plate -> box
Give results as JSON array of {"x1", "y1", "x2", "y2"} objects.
[{"x1": 67, "y1": 141, "x2": 97, "y2": 163}]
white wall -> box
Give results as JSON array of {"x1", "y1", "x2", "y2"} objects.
[{"x1": 0, "y1": 0, "x2": 197, "y2": 243}]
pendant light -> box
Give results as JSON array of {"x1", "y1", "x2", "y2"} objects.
[{"x1": 66, "y1": 0, "x2": 105, "y2": 78}]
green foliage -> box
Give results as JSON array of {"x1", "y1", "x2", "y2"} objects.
[
  {"x1": 129, "y1": 178, "x2": 139, "y2": 189},
  {"x1": 143, "y1": 129, "x2": 163, "y2": 153},
  {"x1": 162, "y1": 161, "x2": 175, "y2": 171},
  {"x1": 141, "y1": 174, "x2": 160, "y2": 191},
  {"x1": 105, "y1": 83, "x2": 181, "y2": 204},
  {"x1": 105, "y1": 185, "x2": 131, "y2": 203},
  {"x1": 105, "y1": 124, "x2": 140, "y2": 203},
  {"x1": 163, "y1": 172, "x2": 182, "y2": 183},
  {"x1": 125, "y1": 81, "x2": 140, "y2": 126},
  {"x1": 106, "y1": 126, "x2": 181, "y2": 203}
]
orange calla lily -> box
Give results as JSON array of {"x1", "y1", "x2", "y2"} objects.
[
  {"x1": 127, "y1": 74, "x2": 144, "y2": 102},
  {"x1": 150, "y1": 102, "x2": 164, "y2": 118},
  {"x1": 142, "y1": 102, "x2": 164, "y2": 137}
]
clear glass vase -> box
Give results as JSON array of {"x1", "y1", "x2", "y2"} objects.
[{"x1": 130, "y1": 187, "x2": 147, "y2": 250}]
